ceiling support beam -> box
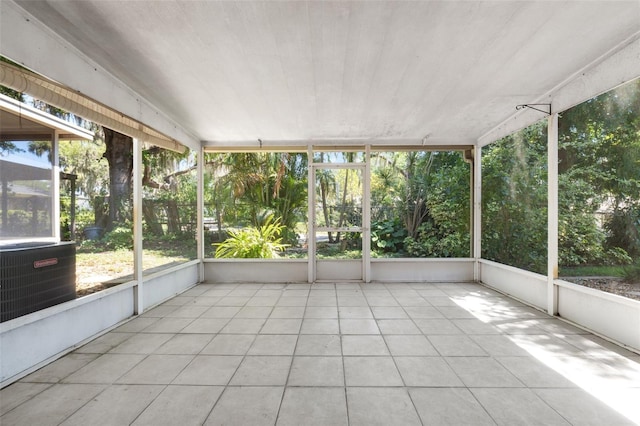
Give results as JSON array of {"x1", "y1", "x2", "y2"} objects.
[{"x1": 203, "y1": 140, "x2": 475, "y2": 152}]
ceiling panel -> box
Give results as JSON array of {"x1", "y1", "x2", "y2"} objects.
[{"x1": 11, "y1": 0, "x2": 640, "y2": 146}]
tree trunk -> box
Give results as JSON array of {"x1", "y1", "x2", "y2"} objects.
[
  {"x1": 215, "y1": 203, "x2": 223, "y2": 238},
  {"x1": 320, "y1": 180, "x2": 333, "y2": 243},
  {"x1": 142, "y1": 199, "x2": 164, "y2": 236},
  {"x1": 103, "y1": 128, "x2": 133, "y2": 230},
  {"x1": 92, "y1": 195, "x2": 108, "y2": 228},
  {"x1": 336, "y1": 168, "x2": 350, "y2": 243},
  {"x1": 166, "y1": 199, "x2": 180, "y2": 233}
]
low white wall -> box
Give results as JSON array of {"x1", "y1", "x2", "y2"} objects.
[
  {"x1": 0, "y1": 284, "x2": 135, "y2": 387},
  {"x1": 204, "y1": 259, "x2": 308, "y2": 283},
  {"x1": 479, "y1": 259, "x2": 547, "y2": 310},
  {"x1": 142, "y1": 261, "x2": 200, "y2": 309},
  {"x1": 317, "y1": 260, "x2": 361, "y2": 281},
  {"x1": 556, "y1": 279, "x2": 640, "y2": 352},
  {"x1": 204, "y1": 258, "x2": 475, "y2": 283},
  {"x1": 479, "y1": 259, "x2": 640, "y2": 352},
  {"x1": 0, "y1": 261, "x2": 201, "y2": 387},
  {"x1": 372, "y1": 258, "x2": 474, "y2": 282}
]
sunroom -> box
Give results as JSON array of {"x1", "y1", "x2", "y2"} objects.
[{"x1": 1, "y1": 1, "x2": 639, "y2": 424}]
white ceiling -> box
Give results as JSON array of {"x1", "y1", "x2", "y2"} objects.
[{"x1": 8, "y1": 1, "x2": 640, "y2": 147}]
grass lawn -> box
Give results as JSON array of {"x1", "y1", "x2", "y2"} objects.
[
  {"x1": 559, "y1": 265, "x2": 626, "y2": 277},
  {"x1": 75, "y1": 239, "x2": 196, "y2": 295}
]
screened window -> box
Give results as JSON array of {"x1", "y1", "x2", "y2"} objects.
[
  {"x1": 482, "y1": 121, "x2": 548, "y2": 273},
  {"x1": 1, "y1": 139, "x2": 54, "y2": 240}
]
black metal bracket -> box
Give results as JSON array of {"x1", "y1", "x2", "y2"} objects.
[{"x1": 515, "y1": 103, "x2": 551, "y2": 115}]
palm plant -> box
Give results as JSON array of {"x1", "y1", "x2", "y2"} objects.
[
  {"x1": 214, "y1": 216, "x2": 288, "y2": 258},
  {"x1": 402, "y1": 151, "x2": 434, "y2": 239},
  {"x1": 206, "y1": 152, "x2": 307, "y2": 246}
]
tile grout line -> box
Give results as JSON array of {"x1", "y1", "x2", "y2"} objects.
[
  {"x1": 199, "y1": 282, "x2": 272, "y2": 425},
  {"x1": 273, "y1": 282, "x2": 311, "y2": 425}
]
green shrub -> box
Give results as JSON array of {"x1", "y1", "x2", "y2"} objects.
[
  {"x1": 81, "y1": 226, "x2": 133, "y2": 251},
  {"x1": 623, "y1": 261, "x2": 640, "y2": 282},
  {"x1": 214, "y1": 216, "x2": 287, "y2": 258},
  {"x1": 404, "y1": 221, "x2": 469, "y2": 258},
  {"x1": 104, "y1": 227, "x2": 134, "y2": 250},
  {"x1": 371, "y1": 219, "x2": 407, "y2": 253},
  {"x1": 605, "y1": 247, "x2": 633, "y2": 265},
  {"x1": 605, "y1": 209, "x2": 640, "y2": 258},
  {"x1": 315, "y1": 242, "x2": 361, "y2": 259}
]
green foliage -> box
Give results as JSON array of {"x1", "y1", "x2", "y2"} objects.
[
  {"x1": 371, "y1": 151, "x2": 470, "y2": 258},
  {"x1": 59, "y1": 139, "x2": 109, "y2": 200},
  {"x1": 371, "y1": 219, "x2": 407, "y2": 253},
  {"x1": 404, "y1": 222, "x2": 469, "y2": 258},
  {"x1": 0, "y1": 85, "x2": 24, "y2": 102},
  {"x1": 399, "y1": 151, "x2": 434, "y2": 238},
  {"x1": 138, "y1": 147, "x2": 198, "y2": 239},
  {"x1": 205, "y1": 152, "x2": 308, "y2": 246},
  {"x1": 605, "y1": 247, "x2": 633, "y2": 265},
  {"x1": 482, "y1": 122, "x2": 549, "y2": 273},
  {"x1": 104, "y1": 227, "x2": 134, "y2": 250},
  {"x1": 81, "y1": 226, "x2": 133, "y2": 251},
  {"x1": 0, "y1": 141, "x2": 21, "y2": 154},
  {"x1": 481, "y1": 80, "x2": 640, "y2": 276},
  {"x1": 604, "y1": 208, "x2": 640, "y2": 258},
  {"x1": 214, "y1": 216, "x2": 288, "y2": 259},
  {"x1": 315, "y1": 243, "x2": 362, "y2": 259},
  {"x1": 76, "y1": 210, "x2": 98, "y2": 235},
  {"x1": 423, "y1": 152, "x2": 471, "y2": 257},
  {"x1": 3, "y1": 210, "x2": 34, "y2": 236},
  {"x1": 558, "y1": 210, "x2": 606, "y2": 267},
  {"x1": 558, "y1": 79, "x2": 640, "y2": 269},
  {"x1": 624, "y1": 261, "x2": 640, "y2": 282},
  {"x1": 374, "y1": 152, "x2": 472, "y2": 258}
]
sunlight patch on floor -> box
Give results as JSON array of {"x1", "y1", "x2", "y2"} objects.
[{"x1": 452, "y1": 293, "x2": 640, "y2": 424}]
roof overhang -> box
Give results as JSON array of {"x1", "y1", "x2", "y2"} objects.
[
  {"x1": 0, "y1": 157, "x2": 51, "y2": 182},
  {"x1": 1, "y1": 0, "x2": 639, "y2": 150},
  {"x1": 0, "y1": 93, "x2": 93, "y2": 142}
]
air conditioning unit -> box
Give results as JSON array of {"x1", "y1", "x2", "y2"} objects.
[{"x1": 1, "y1": 242, "x2": 76, "y2": 322}]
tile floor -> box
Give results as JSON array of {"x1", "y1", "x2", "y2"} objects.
[{"x1": 1, "y1": 282, "x2": 639, "y2": 425}]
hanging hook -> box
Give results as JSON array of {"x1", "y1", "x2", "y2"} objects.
[{"x1": 515, "y1": 103, "x2": 551, "y2": 115}]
